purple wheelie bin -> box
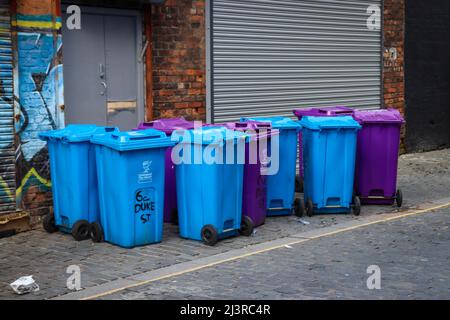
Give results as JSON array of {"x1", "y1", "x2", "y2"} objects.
[
  {"x1": 135, "y1": 118, "x2": 195, "y2": 223},
  {"x1": 293, "y1": 107, "x2": 354, "y2": 191},
  {"x1": 353, "y1": 109, "x2": 405, "y2": 206},
  {"x1": 212, "y1": 121, "x2": 272, "y2": 234}
]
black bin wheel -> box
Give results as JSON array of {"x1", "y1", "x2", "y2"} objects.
[
  {"x1": 295, "y1": 175, "x2": 304, "y2": 193},
  {"x1": 306, "y1": 198, "x2": 314, "y2": 217},
  {"x1": 294, "y1": 198, "x2": 305, "y2": 217},
  {"x1": 43, "y1": 213, "x2": 58, "y2": 233},
  {"x1": 201, "y1": 224, "x2": 218, "y2": 246},
  {"x1": 352, "y1": 196, "x2": 361, "y2": 216},
  {"x1": 396, "y1": 189, "x2": 403, "y2": 207},
  {"x1": 239, "y1": 216, "x2": 254, "y2": 237},
  {"x1": 71, "y1": 220, "x2": 91, "y2": 241},
  {"x1": 90, "y1": 222, "x2": 104, "y2": 243}
]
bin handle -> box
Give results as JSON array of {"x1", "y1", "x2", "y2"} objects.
[
  {"x1": 140, "y1": 122, "x2": 155, "y2": 128},
  {"x1": 111, "y1": 133, "x2": 162, "y2": 141},
  {"x1": 318, "y1": 108, "x2": 352, "y2": 115},
  {"x1": 256, "y1": 123, "x2": 271, "y2": 129},
  {"x1": 104, "y1": 127, "x2": 116, "y2": 132}
]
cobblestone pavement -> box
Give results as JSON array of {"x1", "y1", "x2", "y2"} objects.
[
  {"x1": 101, "y1": 208, "x2": 450, "y2": 300},
  {"x1": 0, "y1": 149, "x2": 449, "y2": 299}
]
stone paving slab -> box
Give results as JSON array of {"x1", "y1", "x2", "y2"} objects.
[{"x1": 0, "y1": 149, "x2": 449, "y2": 299}]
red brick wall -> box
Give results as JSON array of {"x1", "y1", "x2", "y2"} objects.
[
  {"x1": 383, "y1": 0, "x2": 406, "y2": 152},
  {"x1": 150, "y1": 0, "x2": 206, "y2": 121}
]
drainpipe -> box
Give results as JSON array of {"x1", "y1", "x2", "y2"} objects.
[{"x1": 144, "y1": 4, "x2": 153, "y2": 121}]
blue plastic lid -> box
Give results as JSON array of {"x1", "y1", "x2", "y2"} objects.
[
  {"x1": 90, "y1": 129, "x2": 175, "y2": 151},
  {"x1": 240, "y1": 116, "x2": 301, "y2": 130},
  {"x1": 300, "y1": 116, "x2": 361, "y2": 131},
  {"x1": 39, "y1": 124, "x2": 118, "y2": 143},
  {"x1": 179, "y1": 127, "x2": 247, "y2": 145}
]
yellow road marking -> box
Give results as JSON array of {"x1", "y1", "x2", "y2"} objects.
[{"x1": 81, "y1": 202, "x2": 450, "y2": 300}]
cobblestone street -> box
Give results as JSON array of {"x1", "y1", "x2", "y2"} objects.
[
  {"x1": 0, "y1": 149, "x2": 449, "y2": 300},
  {"x1": 100, "y1": 207, "x2": 450, "y2": 300}
]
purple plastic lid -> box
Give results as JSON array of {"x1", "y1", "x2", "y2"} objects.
[
  {"x1": 134, "y1": 117, "x2": 195, "y2": 135},
  {"x1": 213, "y1": 121, "x2": 272, "y2": 132},
  {"x1": 293, "y1": 106, "x2": 353, "y2": 118},
  {"x1": 207, "y1": 121, "x2": 274, "y2": 141},
  {"x1": 353, "y1": 108, "x2": 405, "y2": 124}
]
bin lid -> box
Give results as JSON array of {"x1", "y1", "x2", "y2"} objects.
[
  {"x1": 213, "y1": 121, "x2": 272, "y2": 132},
  {"x1": 293, "y1": 106, "x2": 354, "y2": 118},
  {"x1": 353, "y1": 108, "x2": 405, "y2": 124},
  {"x1": 300, "y1": 116, "x2": 361, "y2": 131},
  {"x1": 240, "y1": 116, "x2": 301, "y2": 130},
  {"x1": 90, "y1": 129, "x2": 175, "y2": 151},
  {"x1": 181, "y1": 127, "x2": 247, "y2": 145},
  {"x1": 39, "y1": 125, "x2": 118, "y2": 143},
  {"x1": 210, "y1": 121, "x2": 275, "y2": 142},
  {"x1": 134, "y1": 117, "x2": 195, "y2": 135}
]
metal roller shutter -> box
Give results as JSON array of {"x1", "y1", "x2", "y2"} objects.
[
  {"x1": 209, "y1": 0, "x2": 383, "y2": 123},
  {"x1": 0, "y1": 2, "x2": 15, "y2": 214}
]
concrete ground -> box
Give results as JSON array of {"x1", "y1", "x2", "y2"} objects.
[{"x1": 0, "y1": 149, "x2": 449, "y2": 300}]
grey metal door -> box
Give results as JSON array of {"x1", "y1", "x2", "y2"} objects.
[{"x1": 62, "y1": 8, "x2": 141, "y2": 130}]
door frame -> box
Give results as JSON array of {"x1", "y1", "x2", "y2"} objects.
[{"x1": 61, "y1": 5, "x2": 145, "y2": 126}]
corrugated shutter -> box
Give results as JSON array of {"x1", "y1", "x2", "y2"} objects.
[
  {"x1": 210, "y1": 0, "x2": 382, "y2": 123},
  {"x1": 0, "y1": 2, "x2": 15, "y2": 214}
]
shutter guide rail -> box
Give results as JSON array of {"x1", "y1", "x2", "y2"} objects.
[{"x1": 0, "y1": 2, "x2": 15, "y2": 214}]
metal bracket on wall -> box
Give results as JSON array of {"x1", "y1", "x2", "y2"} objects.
[{"x1": 139, "y1": 40, "x2": 149, "y2": 63}]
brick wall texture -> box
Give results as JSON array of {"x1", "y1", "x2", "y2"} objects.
[
  {"x1": 382, "y1": 0, "x2": 406, "y2": 152},
  {"x1": 151, "y1": 0, "x2": 206, "y2": 121}
]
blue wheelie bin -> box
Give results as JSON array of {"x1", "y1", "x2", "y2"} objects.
[
  {"x1": 175, "y1": 126, "x2": 248, "y2": 246},
  {"x1": 90, "y1": 129, "x2": 174, "y2": 248},
  {"x1": 39, "y1": 125, "x2": 117, "y2": 241},
  {"x1": 240, "y1": 117, "x2": 302, "y2": 217},
  {"x1": 299, "y1": 116, "x2": 362, "y2": 216}
]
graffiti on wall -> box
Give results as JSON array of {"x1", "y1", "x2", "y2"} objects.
[{"x1": 14, "y1": 13, "x2": 64, "y2": 209}]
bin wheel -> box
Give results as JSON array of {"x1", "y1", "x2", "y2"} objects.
[
  {"x1": 239, "y1": 216, "x2": 254, "y2": 237},
  {"x1": 71, "y1": 220, "x2": 91, "y2": 241},
  {"x1": 295, "y1": 175, "x2": 304, "y2": 193},
  {"x1": 43, "y1": 213, "x2": 58, "y2": 233},
  {"x1": 352, "y1": 196, "x2": 361, "y2": 216},
  {"x1": 90, "y1": 222, "x2": 104, "y2": 243},
  {"x1": 294, "y1": 198, "x2": 305, "y2": 217},
  {"x1": 396, "y1": 189, "x2": 403, "y2": 208},
  {"x1": 201, "y1": 225, "x2": 218, "y2": 246},
  {"x1": 306, "y1": 199, "x2": 314, "y2": 217}
]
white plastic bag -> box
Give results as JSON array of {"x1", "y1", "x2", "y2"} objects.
[{"x1": 10, "y1": 276, "x2": 40, "y2": 295}]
